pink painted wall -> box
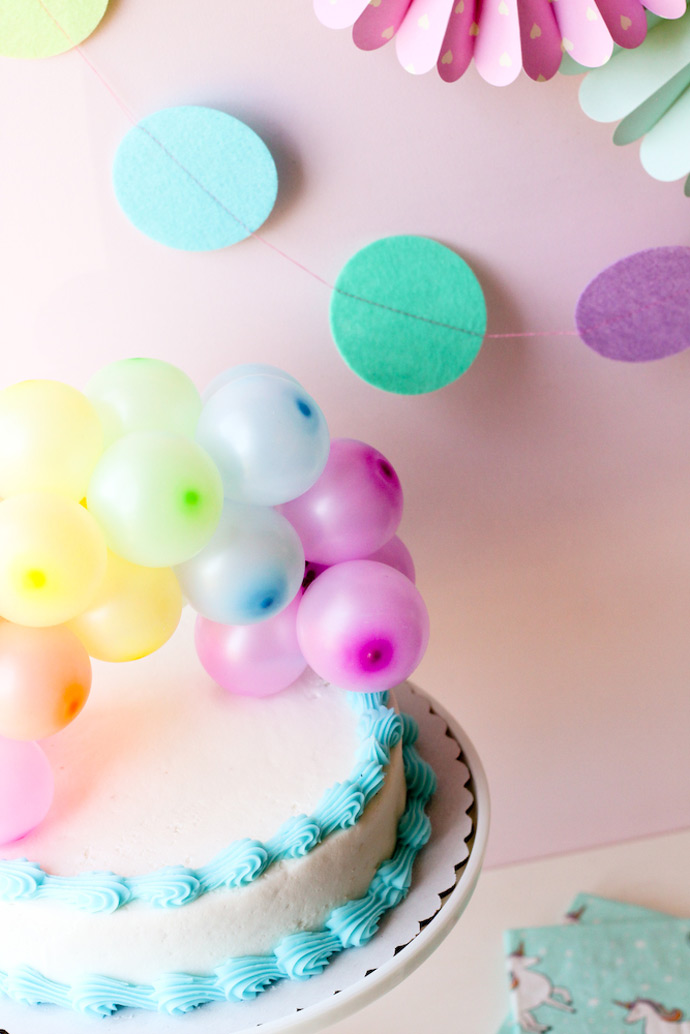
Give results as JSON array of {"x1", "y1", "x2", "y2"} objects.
[{"x1": 0, "y1": 1, "x2": 688, "y2": 867}]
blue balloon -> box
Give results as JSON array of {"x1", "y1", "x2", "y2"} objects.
[
  {"x1": 196, "y1": 373, "x2": 330, "y2": 505},
  {"x1": 175, "y1": 502, "x2": 305, "y2": 625}
]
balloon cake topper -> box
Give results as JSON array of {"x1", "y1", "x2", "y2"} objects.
[{"x1": 0, "y1": 360, "x2": 429, "y2": 844}]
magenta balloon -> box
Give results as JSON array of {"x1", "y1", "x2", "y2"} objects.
[
  {"x1": 0, "y1": 737, "x2": 54, "y2": 845},
  {"x1": 280, "y1": 438, "x2": 403, "y2": 565},
  {"x1": 366, "y1": 535, "x2": 415, "y2": 583},
  {"x1": 296, "y1": 559, "x2": 429, "y2": 692},
  {"x1": 195, "y1": 594, "x2": 307, "y2": 698}
]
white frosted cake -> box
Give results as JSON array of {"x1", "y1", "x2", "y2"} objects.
[{"x1": 0, "y1": 612, "x2": 435, "y2": 1017}]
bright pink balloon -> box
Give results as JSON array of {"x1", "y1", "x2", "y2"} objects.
[
  {"x1": 296, "y1": 560, "x2": 429, "y2": 692},
  {"x1": 195, "y1": 593, "x2": 307, "y2": 698},
  {"x1": 0, "y1": 737, "x2": 54, "y2": 845},
  {"x1": 280, "y1": 439, "x2": 403, "y2": 565},
  {"x1": 366, "y1": 535, "x2": 415, "y2": 583}
]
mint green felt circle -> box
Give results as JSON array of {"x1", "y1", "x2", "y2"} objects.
[{"x1": 329, "y1": 236, "x2": 486, "y2": 395}]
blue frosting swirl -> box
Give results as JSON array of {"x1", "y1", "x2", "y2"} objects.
[
  {"x1": 39, "y1": 873, "x2": 131, "y2": 913},
  {"x1": 0, "y1": 708, "x2": 437, "y2": 1016},
  {"x1": 0, "y1": 859, "x2": 45, "y2": 900},
  {"x1": 265, "y1": 815, "x2": 322, "y2": 861},
  {"x1": 312, "y1": 779, "x2": 365, "y2": 836},
  {"x1": 275, "y1": 930, "x2": 341, "y2": 979},
  {"x1": 128, "y1": 866, "x2": 201, "y2": 907},
  {"x1": 214, "y1": 956, "x2": 282, "y2": 1001}
]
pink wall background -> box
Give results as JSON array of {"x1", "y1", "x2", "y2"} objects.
[{"x1": 1, "y1": 1, "x2": 688, "y2": 867}]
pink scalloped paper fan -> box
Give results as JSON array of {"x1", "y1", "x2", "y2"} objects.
[{"x1": 313, "y1": 0, "x2": 686, "y2": 83}]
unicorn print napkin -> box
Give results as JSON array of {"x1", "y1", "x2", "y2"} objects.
[{"x1": 498, "y1": 894, "x2": 690, "y2": 1034}]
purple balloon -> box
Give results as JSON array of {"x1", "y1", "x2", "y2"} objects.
[
  {"x1": 195, "y1": 593, "x2": 307, "y2": 698},
  {"x1": 296, "y1": 559, "x2": 429, "y2": 692},
  {"x1": 0, "y1": 737, "x2": 54, "y2": 845},
  {"x1": 575, "y1": 247, "x2": 690, "y2": 362},
  {"x1": 366, "y1": 535, "x2": 415, "y2": 583},
  {"x1": 280, "y1": 438, "x2": 403, "y2": 565}
]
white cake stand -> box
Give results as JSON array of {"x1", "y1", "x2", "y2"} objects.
[{"x1": 0, "y1": 686, "x2": 489, "y2": 1034}]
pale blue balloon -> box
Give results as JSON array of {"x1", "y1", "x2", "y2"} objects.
[
  {"x1": 196, "y1": 374, "x2": 330, "y2": 505},
  {"x1": 175, "y1": 501, "x2": 305, "y2": 625},
  {"x1": 202, "y1": 364, "x2": 298, "y2": 404}
]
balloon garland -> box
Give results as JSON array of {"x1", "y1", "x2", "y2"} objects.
[{"x1": 0, "y1": 360, "x2": 428, "y2": 844}]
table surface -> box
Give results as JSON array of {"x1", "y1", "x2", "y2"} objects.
[{"x1": 325, "y1": 828, "x2": 690, "y2": 1034}]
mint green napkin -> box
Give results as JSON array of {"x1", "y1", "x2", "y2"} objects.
[{"x1": 497, "y1": 895, "x2": 687, "y2": 1034}]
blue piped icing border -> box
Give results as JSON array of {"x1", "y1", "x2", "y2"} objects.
[
  {"x1": 0, "y1": 691, "x2": 402, "y2": 914},
  {"x1": 0, "y1": 708, "x2": 436, "y2": 1017}
]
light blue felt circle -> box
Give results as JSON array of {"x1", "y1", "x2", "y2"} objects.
[
  {"x1": 329, "y1": 236, "x2": 486, "y2": 395},
  {"x1": 112, "y1": 106, "x2": 278, "y2": 251}
]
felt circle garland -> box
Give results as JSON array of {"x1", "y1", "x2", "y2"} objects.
[
  {"x1": 112, "y1": 107, "x2": 278, "y2": 251},
  {"x1": 575, "y1": 246, "x2": 690, "y2": 360},
  {"x1": 0, "y1": 0, "x2": 108, "y2": 59},
  {"x1": 0, "y1": 360, "x2": 429, "y2": 844},
  {"x1": 314, "y1": 0, "x2": 686, "y2": 84},
  {"x1": 330, "y1": 236, "x2": 487, "y2": 394}
]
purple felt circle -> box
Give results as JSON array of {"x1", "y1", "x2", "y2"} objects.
[{"x1": 575, "y1": 246, "x2": 690, "y2": 362}]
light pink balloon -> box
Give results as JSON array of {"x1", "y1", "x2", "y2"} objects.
[
  {"x1": 366, "y1": 535, "x2": 416, "y2": 583},
  {"x1": 0, "y1": 737, "x2": 54, "y2": 845},
  {"x1": 195, "y1": 594, "x2": 307, "y2": 698},
  {"x1": 280, "y1": 438, "x2": 403, "y2": 565}
]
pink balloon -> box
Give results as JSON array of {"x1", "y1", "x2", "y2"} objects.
[
  {"x1": 366, "y1": 535, "x2": 415, "y2": 583},
  {"x1": 195, "y1": 593, "x2": 307, "y2": 698},
  {"x1": 296, "y1": 560, "x2": 429, "y2": 692},
  {"x1": 280, "y1": 439, "x2": 403, "y2": 565},
  {"x1": 0, "y1": 623, "x2": 92, "y2": 741},
  {"x1": 0, "y1": 737, "x2": 54, "y2": 845}
]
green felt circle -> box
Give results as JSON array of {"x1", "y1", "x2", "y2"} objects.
[
  {"x1": 329, "y1": 236, "x2": 486, "y2": 395},
  {"x1": 0, "y1": 0, "x2": 108, "y2": 59}
]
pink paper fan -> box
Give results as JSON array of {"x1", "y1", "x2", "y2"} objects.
[{"x1": 315, "y1": 0, "x2": 681, "y2": 83}]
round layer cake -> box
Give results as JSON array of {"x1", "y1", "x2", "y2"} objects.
[{"x1": 0, "y1": 610, "x2": 434, "y2": 1016}]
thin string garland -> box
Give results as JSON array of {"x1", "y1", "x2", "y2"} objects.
[{"x1": 21, "y1": 0, "x2": 690, "y2": 383}]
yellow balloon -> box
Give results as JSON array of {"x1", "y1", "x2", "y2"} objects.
[
  {"x1": 68, "y1": 552, "x2": 183, "y2": 662},
  {"x1": 0, "y1": 380, "x2": 103, "y2": 500},
  {"x1": 0, "y1": 493, "x2": 107, "y2": 627}
]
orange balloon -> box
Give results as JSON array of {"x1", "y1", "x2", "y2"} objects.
[{"x1": 0, "y1": 623, "x2": 92, "y2": 740}]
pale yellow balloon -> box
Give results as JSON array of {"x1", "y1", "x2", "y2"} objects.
[
  {"x1": 0, "y1": 493, "x2": 107, "y2": 627},
  {"x1": 0, "y1": 380, "x2": 103, "y2": 500},
  {"x1": 68, "y1": 552, "x2": 183, "y2": 662}
]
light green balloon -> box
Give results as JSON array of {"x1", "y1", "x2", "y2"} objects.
[
  {"x1": 87, "y1": 431, "x2": 223, "y2": 567},
  {"x1": 86, "y1": 358, "x2": 202, "y2": 449}
]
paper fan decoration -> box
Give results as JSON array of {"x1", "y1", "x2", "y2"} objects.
[
  {"x1": 314, "y1": 0, "x2": 686, "y2": 84},
  {"x1": 579, "y1": 7, "x2": 690, "y2": 193}
]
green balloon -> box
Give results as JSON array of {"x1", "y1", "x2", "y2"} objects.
[
  {"x1": 330, "y1": 235, "x2": 486, "y2": 395},
  {"x1": 87, "y1": 431, "x2": 223, "y2": 567},
  {"x1": 86, "y1": 358, "x2": 202, "y2": 448}
]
